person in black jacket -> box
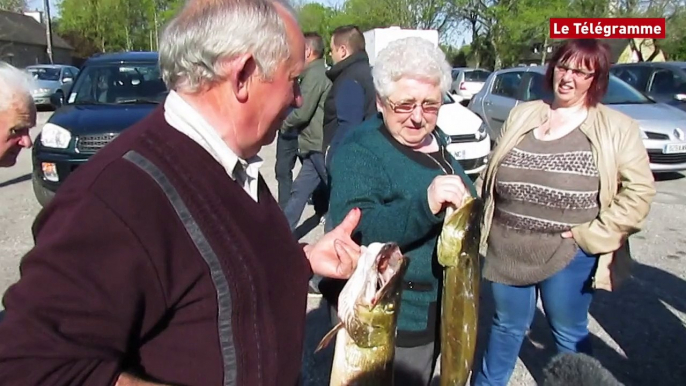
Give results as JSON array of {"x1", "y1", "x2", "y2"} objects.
[{"x1": 322, "y1": 25, "x2": 377, "y2": 166}]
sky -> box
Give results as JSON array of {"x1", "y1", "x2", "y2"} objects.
[{"x1": 26, "y1": 0, "x2": 60, "y2": 18}]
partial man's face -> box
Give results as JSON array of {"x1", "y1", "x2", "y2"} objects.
[
  {"x1": 329, "y1": 37, "x2": 346, "y2": 65},
  {"x1": 0, "y1": 98, "x2": 35, "y2": 167}
]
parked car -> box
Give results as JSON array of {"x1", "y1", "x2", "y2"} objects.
[
  {"x1": 450, "y1": 67, "x2": 491, "y2": 106},
  {"x1": 32, "y1": 51, "x2": 166, "y2": 206},
  {"x1": 468, "y1": 65, "x2": 686, "y2": 173},
  {"x1": 25, "y1": 64, "x2": 80, "y2": 109},
  {"x1": 436, "y1": 93, "x2": 491, "y2": 176},
  {"x1": 610, "y1": 61, "x2": 686, "y2": 112}
]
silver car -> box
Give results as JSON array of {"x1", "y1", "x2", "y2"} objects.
[
  {"x1": 25, "y1": 65, "x2": 80, "y2": 109},
  {"x1": 468, "y1": 65, "x2": 686, "y2": 173},
  {"x1": 450, "y1": 67, "x2": 491, "y2": 105}
]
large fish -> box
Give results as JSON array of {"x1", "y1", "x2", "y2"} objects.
[
  {"x1": 436, "y1": 195, "x2": 484, "y2": 386},
  {"x1": 316, "y1": 242, "x2": 409, "y2": 385}
]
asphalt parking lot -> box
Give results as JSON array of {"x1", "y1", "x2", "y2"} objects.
[{"x1": 0, "y1": 111, "x2": 684, "y2": 385}]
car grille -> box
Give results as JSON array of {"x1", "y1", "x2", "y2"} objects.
[
  {"x1": 645, "y1": 131, "x2": 669, "y2": 140},
  {"x1": 449, "y1": 134, "x2": 476, "y2": 143},
  {"x1": 76, "y1": 133, "x2": 120, "y2": 153},
  {"x1": 648, "y1": 150, "x2": 686, "y2": 164}
]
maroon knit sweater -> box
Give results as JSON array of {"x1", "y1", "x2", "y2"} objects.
[{"x1": 0, "y1": 107, "x2": 312, "y2": 385}]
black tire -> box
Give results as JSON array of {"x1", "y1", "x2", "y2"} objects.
[
  {"x1": 53, "y1": 91, "x2": 64, "y2": 110},
  {"x1": 32, "y1": 173, "x2": 55, "y2": 207}
]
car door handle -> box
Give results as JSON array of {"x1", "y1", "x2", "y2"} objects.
[{"x1": 484, "y1": 100, "x2": 492, "y2": 105}]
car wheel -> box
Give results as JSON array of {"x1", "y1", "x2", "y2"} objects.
[
  {"x1": 53, "y1": 91, "x2": 64, "y2": 109},
  {"x1": 32, "y1": 173, "x2": 55, "y2": 207}
]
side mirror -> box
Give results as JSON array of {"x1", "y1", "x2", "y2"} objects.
[{"x1": 675, "y1": 93, "x2": 686, "y2": 102}]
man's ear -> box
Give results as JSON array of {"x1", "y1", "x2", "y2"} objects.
[{"x1": 226, "y1": 54, "x2": 257, "y2": 102}]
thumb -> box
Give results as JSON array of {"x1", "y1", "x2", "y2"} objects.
[{"x1": 335, "y1": 207, "x2": 361, "y2": 235}]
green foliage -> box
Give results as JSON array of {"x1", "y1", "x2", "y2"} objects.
[
  {"x1": 56, "y1": 0, "x2": 182, "y2": 58},
  {"x1": 0, "y1": 0, "x2": 26, "y2": 12},
  {"x1": 48, "y1": 0, "x2": 686, "y2": 67}
]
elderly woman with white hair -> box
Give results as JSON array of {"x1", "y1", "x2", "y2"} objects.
[
  {"x1": 0, "y1": 61, "x2": 35, "y2": 167},
  {"x1": 324, "y1": 37, "x2": 477, "y2": 385}
]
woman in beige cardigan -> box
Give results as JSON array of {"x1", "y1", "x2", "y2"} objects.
[{"x1": 472, "y1": 39, "x2": 656, "y2": 386}]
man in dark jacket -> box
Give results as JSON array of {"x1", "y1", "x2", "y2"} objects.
[
  {"x1": 0, "y1": 1, "x2": 362, "y2": 385},
  {"x1": 322, "y1": 25, "x2": 377, "y2": 166},
  {"x1": 282, "y1": 32, "x2": 331, "y2": 231}
]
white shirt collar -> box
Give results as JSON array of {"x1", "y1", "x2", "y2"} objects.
[{"x1": 163, "y1": 90, "x2": 263, "y2": 201}]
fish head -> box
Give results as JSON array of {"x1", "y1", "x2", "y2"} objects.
[
  {"x1": 334, "y1": 242, "x2": 408, "y2": 348},
  {"x1": 437, "y1": 196, "x2": 485, "y2": 267}
]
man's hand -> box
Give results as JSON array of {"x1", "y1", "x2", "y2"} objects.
[
  {"x1": 561, "y1": 231, "x2": 574, "y2": 239},
  {"x1": 305, "y1": 208, "x2": 362, "y2": 279}
]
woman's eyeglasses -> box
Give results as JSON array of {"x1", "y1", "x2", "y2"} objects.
[
  {"x1": 554, "y1": 64, "x2": 595, "y2": 80},
  {"x1": 387, "y1": 99, "x2": 441, "y2": 114}
]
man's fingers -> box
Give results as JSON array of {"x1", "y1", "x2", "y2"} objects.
[
  {"x1": 335, "y1": 208, "x2": 361, "y2": 236},
  {"x1": 334, "y1": 239, "x2": 357, "y2": 277}
]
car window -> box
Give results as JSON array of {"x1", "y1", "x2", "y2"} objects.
[
  {"x1": 451, "y1": 70, "x2": 460, "y2": 81},
  {"x1": 648, "y1": 69, "x2": 686, "y2": 95},
  {"x1": 522, "y1": 72, "x2": 650, "y2": 105},
  {"x1": 465, "y1": 70, "x2": 491, "y2": 82},
  {"x1": 491, "y1": 72, "x2": 523, "y2": 99},
  {"x1": 27, "y1": 67, "x2": 61, "y2": 81},
  {"x1": 68, "y1": 62, "x2": 167, "y2": 104},
  {"x1": 523, "y1": 73, "x2": 553, "y2": 102},
  {"x1": 610, "y1": 66, "x2": 652, "y2": 90}
]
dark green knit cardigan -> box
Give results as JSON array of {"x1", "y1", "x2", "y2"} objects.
[{"x1": 326, "y1": 114, "x2": 477, "y2": 347}]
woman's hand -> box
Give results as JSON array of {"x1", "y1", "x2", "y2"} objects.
[{"x1": 427, "y1": 175, "x2": 469, "y2": 215}]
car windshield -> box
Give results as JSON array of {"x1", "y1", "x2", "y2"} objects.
[
  {"x1": 27, "y1": 67, "x2": 60, "y2": 81},
  {"x1": 68, "y1": 62, "x2": 167, "y2": 105},
  {"x1": 603, "y1": 76, "x2": 652, "y2": 105}
]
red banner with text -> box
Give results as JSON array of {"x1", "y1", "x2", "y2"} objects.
[{"x1": 549, "y1": 18, "x2": 666, "y2": 39}]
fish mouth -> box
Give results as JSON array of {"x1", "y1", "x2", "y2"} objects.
[
  {"x1": 377, "y1": 243, "x2": 403, "y2": 285},
  {"x1": 370, "y1": 243, "x2": 407, "y2": 307}
]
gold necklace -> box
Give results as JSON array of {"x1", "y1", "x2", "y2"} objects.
[{"x1": 423, "y1": 144, "x2": 454, "y2": 175}]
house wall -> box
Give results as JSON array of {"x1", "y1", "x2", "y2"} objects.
[{"x1": 0, "y1": 41, "x2": 73, "y2": 67}]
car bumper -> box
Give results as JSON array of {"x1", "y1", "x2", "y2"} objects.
[
  {"x1": 446, "y1": 136, "x2": 491, "y2": 175},
  {"x1": 32, "y1": 95, "x2": 53, "y2": 106},
  {"x1": 644, "y1": 140, "x2": 686, "y2": 173},
  {"x1": 32, "y1": 146, "x2": 90, "y2": 192}
]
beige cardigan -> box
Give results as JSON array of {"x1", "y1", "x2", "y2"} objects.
[{"x1": 476, "y1": 100, "x2": 656, "y2": 291}]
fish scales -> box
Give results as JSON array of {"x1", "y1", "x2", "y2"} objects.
[{"x1": 437, "y1": 196, "x2": 484, "y2": 386}]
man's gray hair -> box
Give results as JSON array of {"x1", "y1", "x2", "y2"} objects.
[
  {"x1": 372, "y1": 37, "x2": 452, "y2": 100},
  {"x1": 159, "y1": 0, "x2": 296, "y2": 93},
  {"x1": 0, "y1": 61, "x2": 35, "y2": 113}
]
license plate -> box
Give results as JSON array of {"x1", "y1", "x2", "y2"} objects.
[
  {"x1": 451, "y1": 149, "x2": 466, "y2": 160},
  {"x1": 663, "y1": 143, "x2": 686, "y2": 154}
]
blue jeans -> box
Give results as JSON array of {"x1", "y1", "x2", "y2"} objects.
[
  {"x1": 283, "y1": 152, "x2": 327, "y2": 231},
  {"x1": 473, "y1": 247, "x2": 598, "y2": 386}
]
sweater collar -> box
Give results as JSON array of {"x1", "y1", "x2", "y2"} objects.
[{"x1": 163, "y1": 91, "x2": 263, "y2": 201}]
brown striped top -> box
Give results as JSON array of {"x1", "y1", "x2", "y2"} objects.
[{"x1": 484, "y1": 128, "x2": 600, "y2": 285}]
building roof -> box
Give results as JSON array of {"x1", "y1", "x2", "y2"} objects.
[{"x1": 0, "y1": 10, "x2": 72, "y2": 50}]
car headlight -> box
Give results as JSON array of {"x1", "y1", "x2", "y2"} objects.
[
  {"x1": 475, "y1": 122, "x2": 488, "y2": 141},
  {"x1": 32, "y1": 88, "x2": 52, "y2": 95},
  {"x1": 40, "y1": 123, "x2": 72, "y2": 149}
]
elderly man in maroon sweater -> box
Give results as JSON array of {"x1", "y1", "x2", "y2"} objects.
[{"x1": 0, "y1": 0, "x2": 363, "y2": 385}]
